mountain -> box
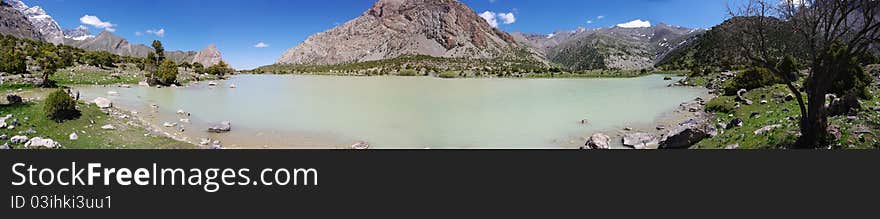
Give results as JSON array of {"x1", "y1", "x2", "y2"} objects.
[
  {"x1": 0, "y1": 0, "x2": 41, "y2": 40},
  {"x1": 655, "y1": 17, "x2": 798, "y2": 70},
  {"x1": 192, "y1": 44, "x2": 223, "y2": 67},
  {"x1": 63, "y1": 31, "x2": 220, "y2": 64},
  {"x1": 62, "y1": 25, "x2": 93, "y2": 41},
  {"x1": 277, "y1": 0, "x2": 524, "y2": 65},
  {"x1": 4, "y1": 0, "x2": 65, "y2": 43},
  {"x1": 514, "y1": 23, "x2": 704, "y2": 70}
]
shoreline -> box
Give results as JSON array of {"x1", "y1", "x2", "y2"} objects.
[{"x1": 67, "y1": 73, "x2": 707, "y2": 149}]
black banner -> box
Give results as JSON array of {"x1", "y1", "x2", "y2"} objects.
[{"x1": 2, "y1": 150, "x2": 878, "y2": 217}]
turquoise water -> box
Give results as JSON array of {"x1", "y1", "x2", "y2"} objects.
[{"x1": 79, "y1": 74, "x2": 706, "y2": 149}]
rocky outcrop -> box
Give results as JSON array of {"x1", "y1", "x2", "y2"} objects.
[
  {"x1": 193, "y1": 44, "x2": 224, "y2": 67},
  {"x1": 277, "y1": 0, "x2": 522, "y2": 65}
]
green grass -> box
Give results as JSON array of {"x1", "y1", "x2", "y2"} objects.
[
  {"x1": 437, "y1": 71, "x2": 459, "y2": 78},
  {"x1": 0, "y1": 100, "x2": 194, "y2": 149},
  {"x1": 695, "y1": 84, "x2": 879, "y2": 149},
  {"x1": 0, "y1": 84, "x2": 35, "y2": 91},
  {"x1": 51, "y1": 68, "x2": 142, "y2": 85}
]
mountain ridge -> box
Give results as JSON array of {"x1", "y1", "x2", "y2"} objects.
[{"x1": 276, "y1": 0, "x2": 531, "y2": 66}]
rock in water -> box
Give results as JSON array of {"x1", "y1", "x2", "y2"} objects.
[
  {"x1": 208, "y1": 121, "x2": 232, "y2": 133},
  {"x1": 24, "y1": 137, "x2": 60, "y2": 149},
  {"x1": 94, "y1": 97, "x2": 113, "y2": 108},
  {"x1": 585, "y1": 133, "x2": 611, "y2": 149},
  {"x1": 351, "y1": 141, "x2": 371, "y2": 150},
  {"x1": 622, "y1": 133, "x2": 659, "y2": 149}
]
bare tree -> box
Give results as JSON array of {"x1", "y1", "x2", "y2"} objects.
[{"x1": 728, "y1": 0, "x2": 880, "y2": 148}]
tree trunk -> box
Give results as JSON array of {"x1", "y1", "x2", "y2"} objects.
[{"x1": 795, "y1": 68, "x2": 832, "y2": 149}]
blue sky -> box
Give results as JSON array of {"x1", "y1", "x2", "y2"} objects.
[{"x1": 22, "y1": 0, "x2": 736, "y2": 69}]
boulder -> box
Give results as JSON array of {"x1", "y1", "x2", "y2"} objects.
[
  {"x1": 725, "y1": 144, "x2": 740, "y2": 149},
  {"x1": 784, "y1": 94, "x2": 795, "y2": 102},
  {"x1": 726, "y1": 118, "x2": 744, "y2": 130},
  {"x1": 622, "y1": 133, "x2": 659, "y2": 149},
  {"x1": 660, "y1": 125, "x2": 710, "y2": 149},
  {"x1": 1, "y1": 143, "x2": 10, "y2": 150},
  {"x1": 851, "y1": 125, "x2": 873, "y2": 135},
  {"x1": 10, "y1": 135, "x2": 28, "y2": 144},
  {"x1": 163, "y1": 122, "x2": 177, "y2": 127},
  {"x1": 69, "y1": 133, "x2": 78, "y2": 140},
  {"x1": 176, "y1": 109, "x2": 191, "y2": 116},
  {"x1": 93, "y1": 97, "x2": 113, "y2": 108},
  {"x1": 584, "y1": 133, "x2": 611, "y2": 149},
  {"x1": 229, "y1": 84, "x2": 237, "y2": 88},
  {"x1": 101, "y1": 124, "x2": 116, "y2": 130},
  {"x1": 24, "y1": 137, "x2": 61, "y2": 149},
  {"x1": 736, "y1": 89, "x2": 753, "y2": 105},
  {"x1": 0, "y1": 114, "x2": 13, "y2": 128},
  {"x1": 6, "y1": 95, "x2": 23, "y2": 104},
  {"x1": 351, "y1": 141, "x2": 371, "y2": 150},
  {"x1": 827, "y1": 125, "x2": 842, "y2": 140},
  {"x1": 208, "y1": 121, "x2": 232, "y2": 133},
  {"x1": 754, "y1": 125, "x2": 782, "y2": 135}
]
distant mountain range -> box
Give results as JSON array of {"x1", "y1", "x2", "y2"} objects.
[
  {"x1": 275, "y1": 0, "x2": 706, "y2": 71},
  {"x1": 0, "y1": 0, "x2": 224, "y2": 67}
]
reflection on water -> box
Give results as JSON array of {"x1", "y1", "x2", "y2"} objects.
[{"x1": 78, "y1": 74, "x2": 706, "y2": 149}]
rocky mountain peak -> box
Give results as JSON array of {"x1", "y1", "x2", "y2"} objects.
[
  {"x1": 5, "y1": 0, "x2": 64, "y2": 44},
  {"x1": 0, "y1": 0, "x2": 41, "y2": 40},
  {"x1": 63, "y1": 25, "x2": 93, "y2": 41},
  {"x1": 277, "y1": 0, "x2": 521, "y2": 65},
  {"x1": 193, "y1": 44, "x2": 224, "y2": 67}
]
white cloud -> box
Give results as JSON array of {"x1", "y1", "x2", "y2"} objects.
[
  {"x1": 479, "y1": 11, "x2": 499, "y2": 27},
  {"x1": 587, "y1": 20, "x2": 593, "y2": 24},
  {"x1": 145, "y1": 28, "x2": 165, "y2": 37},
  {"x1": 135, "y1": 31, "x2": 143, "y2": 36},
  {"x1": 254, "y1": 42, "x2": 269, "y2": 48},
  {"x1": 616, "y1": 19, "x2": 651, "y2": 28},
  {"x1": 597, "y1": 15, "x2": 605, "y2": 20},
  {"x1": 80, "y1": 15, "x2": 116, "y2": 32},
  {"x1": 479, "y1": 11, "x2": 516, "y2": 28},
  {"x1": 497, "y1": 12, "x2": 515, "y2": 24}
]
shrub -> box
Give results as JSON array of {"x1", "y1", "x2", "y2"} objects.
[
  {"x1": 723, "y1": 67, "x2": 783, "y2": 95},
  {"x1": 705, "y1": 96, "x2": 736, "y2": 113},
  {"x1": 398, "y1": 69, "x2": 418, "y2": 76},
  {"x1": 438, "y1": 71, "x2": 458, "y2": 78},
  {"x1": 43, "y1": 89, "x2": 80, "y2": 122},
  {"x1": 158, "y1": 59, "x2": 178, "y2": 85}
]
